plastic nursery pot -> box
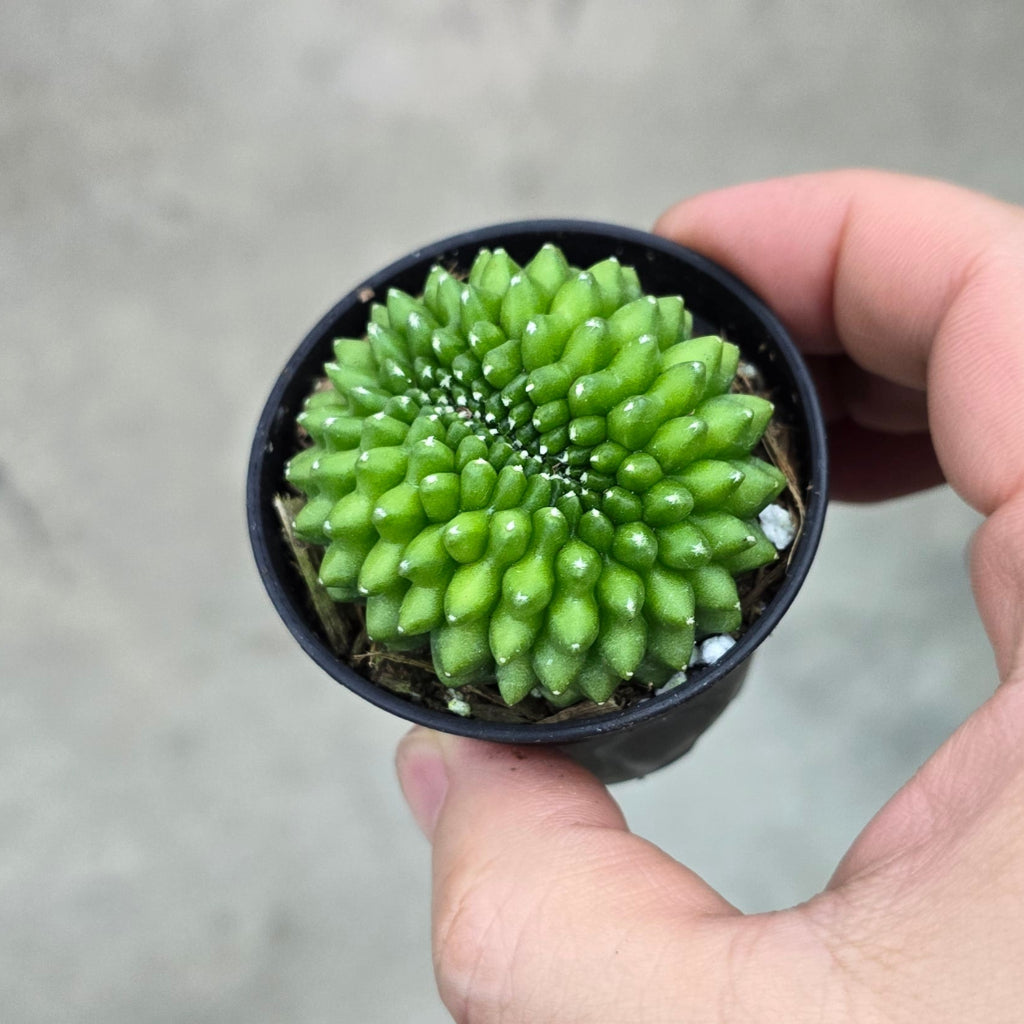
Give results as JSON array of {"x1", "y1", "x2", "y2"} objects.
[{"x1": 247, "y1": 220, "x2": 828, "y2": 784}]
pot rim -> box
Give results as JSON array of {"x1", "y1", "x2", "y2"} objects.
[{"x1": 247, "y1": 219, "x2": 828, "y2": 745}]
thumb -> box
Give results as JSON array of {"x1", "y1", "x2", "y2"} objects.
[{"x1": 396, "y1": 728, "x2": 824, "y2": 1023}]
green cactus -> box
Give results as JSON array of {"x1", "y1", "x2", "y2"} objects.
[{"x1": 286, "y1": 244, "x2": 789, "y2": 708}]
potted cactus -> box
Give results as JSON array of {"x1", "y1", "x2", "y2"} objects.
[{"x1": 248, "y1": 221, "x2": 827, "y2": 782}]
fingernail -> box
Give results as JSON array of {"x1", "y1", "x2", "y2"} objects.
[{"x1": 396, "y1": 728, "x2": 449, "y2": 840}]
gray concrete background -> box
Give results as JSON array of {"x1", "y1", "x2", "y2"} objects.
[{"x1": 3, "y1": 2, "x2": 1022, "y2": 1021}]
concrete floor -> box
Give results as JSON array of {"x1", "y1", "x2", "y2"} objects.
[{"x1": 3, "y1": 2, "x2": 1023, "y2": 1021}]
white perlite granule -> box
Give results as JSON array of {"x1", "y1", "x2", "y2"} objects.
[
  {"x1": 657, "y1": 669, "x2": 688, "y2": 692},
  {"x1": 695, "y1": 634, "x2": 737, "y2": 666},
  {"x1": 759, "y1": 503, "x2": 797, "y2": 550},
  {"x1": 446, "y1": 693, "x2": 472, "y2": 717}
]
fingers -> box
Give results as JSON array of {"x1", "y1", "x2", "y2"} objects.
[
  {"x1": 970, "y1": 489, "x2": 1024, "y2": 680},
  {"x1": 396, "y1": 729, "x2": 816, "y2": 1023},
  {"x1": 804, "y1": 352, "x2": 941, "y2": 498},
  {"x1": 657, "y1": 175, "x2": 1024, "y2": 1005},
  {"x1": 827, "y1": 421, "x2": 943, "y2": 502},
  {"x1": 655, "y1": 170, "x2": 1024, "y2": 514}
]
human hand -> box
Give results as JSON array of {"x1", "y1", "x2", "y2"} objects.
[{"x1": 396, "y1": 171, "x2": 1024, "y2": 1023}]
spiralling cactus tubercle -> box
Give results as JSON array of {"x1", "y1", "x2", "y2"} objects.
[{"x1": 285, "y1": 244, "x2": 789, "y2": 708}]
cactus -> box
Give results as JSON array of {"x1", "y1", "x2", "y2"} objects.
[{"x1": 285, "y1": 244, "x2": 789, "y2": 708}]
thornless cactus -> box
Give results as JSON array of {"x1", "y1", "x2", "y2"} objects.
[{"x1": 285, "y1": 244, "x2": 788, "y2": 708}]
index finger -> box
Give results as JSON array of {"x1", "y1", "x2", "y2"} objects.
[{"x1": 657, "y1": 170, "x2": 1024, "y2": 678}]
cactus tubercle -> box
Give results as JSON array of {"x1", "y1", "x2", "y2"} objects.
[{"x1": 285, "y1": 243, "x2": 791, "y2": 710}]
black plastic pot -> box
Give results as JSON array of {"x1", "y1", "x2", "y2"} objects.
[{"x1": 247, "y1": 221, "x2": 828, "y2": 783}]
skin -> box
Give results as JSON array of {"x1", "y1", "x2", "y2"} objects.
[{"x1": 395, "y1": 170, "x2": 1024, "y2": 1023}]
